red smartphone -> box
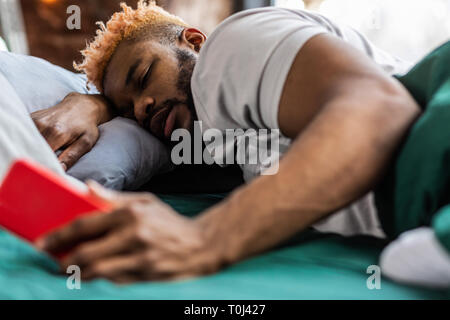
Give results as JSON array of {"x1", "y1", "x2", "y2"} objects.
[{"x1": 0, "y1": 159, "x2": 112, "y2": 243}]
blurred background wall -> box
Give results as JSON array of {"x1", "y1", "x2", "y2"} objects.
[
  {"x1": 1, "y1": 0, "x2": 449, "y2": 70},
  {"x1": 16, "y1": 0, "x2": 234, "y2": 70},
  {"x1": 316, "y1": 0, "x2": 450, "y2": 63}
]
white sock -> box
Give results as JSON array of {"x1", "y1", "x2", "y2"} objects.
[{"x1": 380, "y1": 227, "x2": 450, "y2": 289}]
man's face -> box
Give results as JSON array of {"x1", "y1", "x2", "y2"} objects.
[{"x1": 103, "y1": 36, "x2": 198, "y2": 142}]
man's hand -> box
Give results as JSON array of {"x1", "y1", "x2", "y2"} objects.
[
  {"x1": 31, "y1": 93, "x2": 114, "y2": 170},
  {"x1": 36, "y1": 182, "x2": 222, "y2": 283}
]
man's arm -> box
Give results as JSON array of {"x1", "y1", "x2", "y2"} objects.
[
  {"x1": 31, "y1": 93, "x2": 115, "y2": 170},
  {"x1": 197, "y1": 34, "x2": 421, "y2": 262},
  {"x1": 38, "y1": 35, "x2": 420, "y2": 282}
]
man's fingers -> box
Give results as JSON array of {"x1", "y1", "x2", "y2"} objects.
[
  {"x1": 40, "y1": 127, "x2": 72, "y2": 152},
  {"x1": 37, "y1": 189, "x2": 158, "y2": 253},
  {"x1": 86, "y1": 181, "x2": 121, "y2": 204},
  {"x1": 61, "y1": 227, "x2": 139, "y2": 268},
  {"x1": 58, "y1": 132, "x2": 98, "y2": 170},
  {"x1": 81, "y1": 253, "x2": 181, "y2": 282},
  {"x1": 81, "y1": 254, "x2": 145, "y2": 281},
  {"x1": 37, "y1": 210, "x2": 125, "y2": 253},
  {"x1": 31, "y1": 113, "x2": 74, "y2": 152}
]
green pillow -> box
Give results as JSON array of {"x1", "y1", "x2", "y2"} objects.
[{"x1": 375, "y1": 41, "x2": 450, "y2": 252}]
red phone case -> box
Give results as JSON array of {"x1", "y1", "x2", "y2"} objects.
[{"x1": 0, "y1": 159, "x2": 112, "y2": 243}]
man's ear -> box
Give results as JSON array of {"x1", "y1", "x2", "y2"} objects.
[{"x1": 180, "y1": 28, "x2": 207, "y2": 52}]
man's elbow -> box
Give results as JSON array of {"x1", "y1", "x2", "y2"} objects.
[{"x1": 372, "y1": 77, "x2": 421, "y2": 138}]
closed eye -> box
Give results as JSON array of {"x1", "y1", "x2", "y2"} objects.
[
  {"x1": 140, "y1": 58, "x2": 160, "y2": 90},
  {"x1": 140, "y1": 64, "x2": 153, "y2": 90}
]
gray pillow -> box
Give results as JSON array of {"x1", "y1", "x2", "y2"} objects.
[{"x1": 0, "y1": 51, "x2": 173, "y2": 190}]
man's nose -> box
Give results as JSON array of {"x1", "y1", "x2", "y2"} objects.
[{"x1": 134, "y1": 97, "x2": 155, "y2": 125}]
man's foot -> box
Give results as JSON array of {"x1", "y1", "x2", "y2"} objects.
[{"x1": 380, "y1": 227, "x2": 450, "y2": 289}]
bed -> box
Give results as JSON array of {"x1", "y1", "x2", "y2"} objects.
[{"x1": 0, "y1": 192, "x2": 447, "y2": 300}]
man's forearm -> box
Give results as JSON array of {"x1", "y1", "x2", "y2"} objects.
[{"x1": 196, "y1": 92, "x2": 420, "y2": 266}]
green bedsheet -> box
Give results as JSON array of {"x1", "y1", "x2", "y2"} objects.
[
  {"x1": 0, "y1": 193, "x2": 447, "y2": 300},
  {"x1": 375, "y1": 41, "x2": 450, "y2": 251}
]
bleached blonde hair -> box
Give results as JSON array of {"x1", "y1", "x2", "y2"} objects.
[{"x1": 74, "y1": 0, "x2": 189, "y2": 92}]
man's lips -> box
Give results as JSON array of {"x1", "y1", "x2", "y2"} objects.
[
  {"x1": 164, "y1": 107, "x2": 177, "y2": 139},
  {"x1": 146, "y1": 107, "x2": 172, "y2": 139}
]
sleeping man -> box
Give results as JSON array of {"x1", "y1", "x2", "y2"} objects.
[{"x1": 32, "y1": 1, "x2": 450, "y2": 286}]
